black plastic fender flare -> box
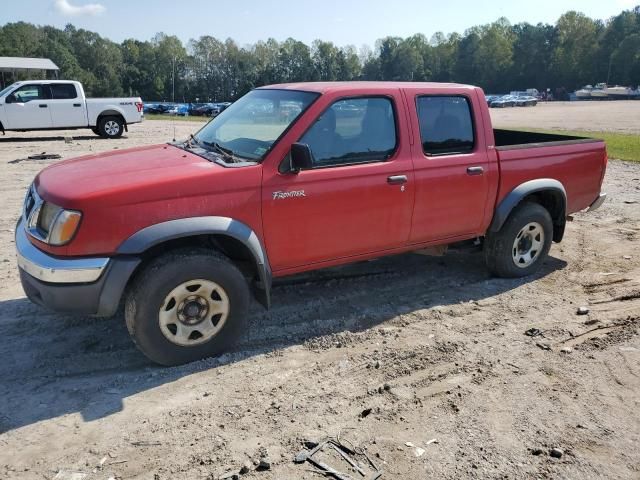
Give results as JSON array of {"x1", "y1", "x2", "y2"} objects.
[
  {"x1": 117, "y1": 216, "x2": 272, "y2": 308},
  {"x1": 489, "y1": 179, "x2": 567, "y2": 234}
]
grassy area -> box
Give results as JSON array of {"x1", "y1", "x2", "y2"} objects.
[
  {"x1": 145, "y1": 114, "x2": 208, "y2": 122},
  {"x1": 517, "y1": 128, "x2": 640, "y2": 162}
]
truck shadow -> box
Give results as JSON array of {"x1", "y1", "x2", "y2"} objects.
[{"x1": 0, "y1": 250, "x2": 567, "y2": 433}]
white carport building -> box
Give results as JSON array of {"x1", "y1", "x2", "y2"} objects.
[{"x1": 0, "y1": 57, "x2": 60, "y2": 88}]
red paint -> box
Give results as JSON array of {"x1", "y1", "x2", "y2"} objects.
[{"x1": 31, "y1": 82, "x2": 607, "y2": 276}]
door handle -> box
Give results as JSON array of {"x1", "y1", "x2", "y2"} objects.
[
  {"x1": 73, "y1": 103, "x2": 81, "y2": 107},
  {"x1": 387, "y1": 175, "x2": 408, "y2": 185},
  {"x1": 39, "y1": 104, "x2": 48, "y2": 108},
  {"x1": 467, "y1": 166, "x2": 484, "y2": 176}
]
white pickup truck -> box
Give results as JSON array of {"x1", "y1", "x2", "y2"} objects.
[{"x1": 0, "y1": 80, "x2": 143, "y2": 138}]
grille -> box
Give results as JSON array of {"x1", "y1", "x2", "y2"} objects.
[{"x1": 22, "y1": 186, "x2": 36, "y2": 222}]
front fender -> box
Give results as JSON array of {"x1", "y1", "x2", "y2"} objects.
[{"x1": 117, "y1": 216, "x2": 272, "y2": 308}]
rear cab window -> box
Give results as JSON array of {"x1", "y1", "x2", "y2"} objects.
[
  {"x1": 416, "y1": 96, "x2": 475, "y2": 156},
  {"x1": 50, "y1": 84, "x2": 78, "y2": 100},
  {"x1": 299, "y1": 96, "x2": 397, "y2": 168}
]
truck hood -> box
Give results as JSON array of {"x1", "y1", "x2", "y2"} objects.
[{"x1": 35, "y1": 144, "x2": 226, "y2": 208}]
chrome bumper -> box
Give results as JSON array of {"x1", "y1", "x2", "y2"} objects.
[
  {"x1": 588, "y1": 193, "x2": 607, "y2": 212},
  {"x1": 15, "y1": 219, "x2": 109, "y2": 283}
]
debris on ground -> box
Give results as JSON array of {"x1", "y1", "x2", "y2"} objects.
[
  {"x1": 28, "y1": 152, "x2": 62, "y2": 160},
  {"x1": 9, "y1": 152, "x2": 62, "y2": 164},
  {"x1": 536, "y1": 342, "x2": 552, "y2": 351},
  {"x1": 525, "y1": 328, "x2": 543, "y2": 337},
  {"x1": 550, "y1": 447, "x2": 564, "y2": 458},
  {"x1": 293, "y1": 435, "x2": 382, "y2": 479},
  {"x1": 577, "y1": 307, "x2": 590, "y2": 315}
]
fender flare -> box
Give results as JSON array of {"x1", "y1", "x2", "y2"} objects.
[
  {"x1": 117, "y1": 216, "x2": 272, "y2": 308},
  {"x1": 489, "y1": 179, "x2": 567, "y2": 233}
]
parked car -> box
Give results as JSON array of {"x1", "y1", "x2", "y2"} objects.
[
  {"x1": 16, "y1": 82, "x2": 607, "y2": 365},
  {"x1": 0, "y1": 80, "x2": 143, "y2": 138},
  {"x1": 490, "y1": 95, "x2": 517, "y2": 108},
  {"x1": 515, "y1": 96, "x2": 538, "y2": 107},
  {"x1": 165, "y1": 103, "x2": 190, "y2": 116}
]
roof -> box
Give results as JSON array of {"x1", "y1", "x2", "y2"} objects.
[
  {"x1": 0, "y1": 57, "x2": 59, "y2": 72},
  {"x1": 259, "y1": 81, "x2": 476, "y2": 93}
]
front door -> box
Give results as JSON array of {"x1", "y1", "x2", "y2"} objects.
[
  {"x1": 405, "y1": 91, "x2": 493, "y2": 243},
  {"x1": 262, "y1": 93, "x2": 414, "y2": 272},
  {"x1": 4, "y1": 84, "x2": 52, "y2": 129}
]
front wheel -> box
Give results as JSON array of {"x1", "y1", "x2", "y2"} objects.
[
  {"x1": 125, "y1": 249, "x2": 250, "y2": 366},
  {"x1": 484, "y1": 202, "x2": 553, "y2": 278},
  {"x1": 98, "y1": 116, "x2": 124, "y2": 139}
]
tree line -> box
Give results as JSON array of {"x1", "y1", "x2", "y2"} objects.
[{"x1": 1, "y1": 6, "x2": 639, "y2": 101}]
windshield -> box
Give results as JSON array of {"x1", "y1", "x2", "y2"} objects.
[
  {"x1": 0, "y1": 83, "x2": 17, "y2": 98},
  {"x1": 193, "y1": 89, "x2": 319, "y2": 161}
]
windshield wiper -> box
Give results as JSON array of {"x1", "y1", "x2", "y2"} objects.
[{"x1": 201, "y1": 140, "x2": 237, "y2": 162}]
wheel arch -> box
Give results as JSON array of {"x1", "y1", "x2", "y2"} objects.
[
  {"x1": 117, "y1": 217, "x2": 272, "y2": 309},
  {"x1": 489, "y1": 179, "x2": 567, "y2": 242},
  {"x1": 96, "y1": 110, "x2": 126, "y2": 129}
]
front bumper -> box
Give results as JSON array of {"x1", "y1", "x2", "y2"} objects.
[
  {"x1": 588, "y1": 193, "x2": 607, "y2": 212},
  {"x1": 16, "y1": 220, "x2": 140, "y2": 317}
]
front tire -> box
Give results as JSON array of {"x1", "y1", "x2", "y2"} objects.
[
  {"x1": 125, "y1": 249, "x2": 250, "y2": 366},
  {"x1": 484, "y1": 202, "x2": 553, "y2": 278},
  {"x1": 98, "y1": 116, "x2": 124, "y2": 139}
]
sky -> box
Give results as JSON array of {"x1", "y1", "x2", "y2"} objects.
[{"x1": 1, "y1": 0, "x2": 638, "y2": 47}]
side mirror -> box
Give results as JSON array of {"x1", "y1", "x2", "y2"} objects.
[
  {"x1": 290, "y1": 143, "x2": 313, "y2": 172},
  {"x1": 5, "y1": 94, "x2": 15, "y2": 104}
]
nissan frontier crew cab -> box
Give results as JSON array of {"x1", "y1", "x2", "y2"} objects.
[
  {"x1": 0, "y1": 80, "x2": 143, "y2": 138},
  {"x1": 15, "y1": 82, "x2": 608, "y2": 365}
]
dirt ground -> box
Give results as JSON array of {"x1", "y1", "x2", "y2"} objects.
[{"x1": 0, "y1": 102, "x2": 638, "y2": 480}]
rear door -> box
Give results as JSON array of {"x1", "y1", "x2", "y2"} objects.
[
  {"x1": 262, "y1": 91, "x2": 415, "y2": 272},
  {"x1": 3, "y1": 84, "x2": 52, "y2": 129},
  {"x1": 48, "y1": 83, "x2": 87, "y2": 128},
  {"x1": 405, "y1": 89, "x2": 493, "y2": 243}
]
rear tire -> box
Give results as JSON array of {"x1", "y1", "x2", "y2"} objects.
[
  {"x1": 125, "y1": 249, "x2": 250, "y2": 366},
  {"x1": 98, "y1": 116, "x2": 124, "y2": 139},
  {"x1": 484, "y1": 202, "x2": 553, "y2": 278}
]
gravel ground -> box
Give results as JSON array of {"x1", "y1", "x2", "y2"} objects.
[{"x1": 0, "y1": 103, "x2": 638, "y2": 480}]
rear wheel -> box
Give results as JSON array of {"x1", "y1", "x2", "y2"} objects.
[
  {"x1": 484, "y1": 202, "x2": 553, "y2": 278},
  {"x1": 98, "y1": 115, "x2": 124, "y2": 139},
  {"x1": 125, "y1": 249, "x2": 250, "y2": 366}
]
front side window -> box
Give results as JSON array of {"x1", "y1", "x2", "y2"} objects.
[
  {"x1": 12, "y1": 85, "x2": 46, "y2": 103},
  {"x1": 50, "y1": 83, "x2": 78, "y2": 100},
  {"x1": 300, "y1": 97, "x2": 397, "y2": 168},
  {"x1": 194, "y1": 89, "x2": 318, "y2": 161},
  {"x1": 417, "y1": 96, "x2": 474, "y2": 155}
]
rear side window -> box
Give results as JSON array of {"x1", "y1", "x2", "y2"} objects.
[
  {"x1": 416, "y1": 96, "x2": 474, "y2": 155},
  {"x1": 300, "y1": 97, "x2": 397, "y2": 168},
  {"x1": 50, "y1": 84, "x2": 78, "y2": 99}
]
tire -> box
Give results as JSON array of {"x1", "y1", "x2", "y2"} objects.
[
  {"x1": 98, "y1": 115, "x2": 124, "y2": 139},
  {"x1": 91, "y1": 127, "x2": 100, "y2": 136},
  {"x1": 484, "y1": 202, "x2": 553, "y2": 278},
  {"x1": 125, "y1": 248, "x2": 250, "y2": 366}
]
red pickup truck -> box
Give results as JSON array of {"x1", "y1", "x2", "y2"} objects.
[{"x1": 16, "y1": 82, "x2": 607, "y2": 365}]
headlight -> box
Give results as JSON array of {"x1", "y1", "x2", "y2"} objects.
[
  {"x1": 47, "y1": 209, "x2": 82, "y2": 245},
  {"x1": 29, "y1": 201, "x2": 82, "y2": 246}
]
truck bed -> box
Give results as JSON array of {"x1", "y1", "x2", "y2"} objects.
[
  {"x1": 493, "y1": 129, "x2": 607, "y2": 216},
  {"x1": 494, "y1": 129, "x2": 601, "y2": 150}
]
